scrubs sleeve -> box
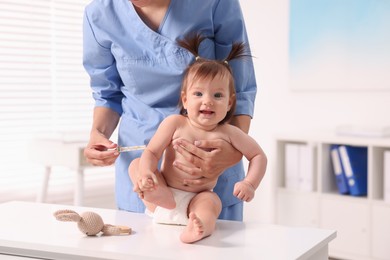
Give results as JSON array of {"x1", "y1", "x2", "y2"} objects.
[
  {"x1": 213, "y1": 0, "x2": 257, "y2": 118},
  {"x1": 83, "y1": 11, "x2": 124, "y2": 116}
]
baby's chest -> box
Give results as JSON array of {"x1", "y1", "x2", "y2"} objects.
[{"x1": 173, "y1": 127, "x2": 229, "y2": 143}]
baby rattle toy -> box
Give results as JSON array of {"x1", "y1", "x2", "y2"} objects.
[{"x1": 53, "y1": 209, "x2": 131, "y2": 236}]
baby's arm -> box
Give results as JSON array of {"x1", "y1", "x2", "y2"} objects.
[
  {"x1": 228, "y1": 126, "x2": 267, "y2": 202},
  {"x1": 135, "y1": 115, "x2": 180, "y2": 192}
]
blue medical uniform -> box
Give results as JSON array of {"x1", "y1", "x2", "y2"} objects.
[{"x1": 83, "y1": 0, "x2": 257, "y2": 221}]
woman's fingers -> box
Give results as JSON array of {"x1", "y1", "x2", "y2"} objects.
[
  {"x1": 173, "y1": 142, "x2": 203, "y2": 167},
  {"x1": 84, "y1": 147, "x2": 119, "y2": 166},
  {"x1": 172, "y1": 160, "x2": 202, "y2": 177}
]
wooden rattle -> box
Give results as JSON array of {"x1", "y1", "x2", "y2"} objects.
[{"x1": 53, "y1": 209, "x2": 131, "y2": 236}]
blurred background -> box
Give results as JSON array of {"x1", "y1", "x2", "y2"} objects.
[
  {"x1": 0, "y1": 0, "x2": 115, "y2": 208},
  {"x1": 1, "y1": 0, "x2": 390, "y2": 225}
]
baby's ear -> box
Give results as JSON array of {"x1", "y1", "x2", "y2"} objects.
[
  {"x1": 228, "y1": 94, "x2": 235, "y2": 110},
  {"x1": 53, "y1": 209, "x2": 81, "y2": 222},
  {"x1": 181, "y1": 91, "x2": 188, "y2": 108}
]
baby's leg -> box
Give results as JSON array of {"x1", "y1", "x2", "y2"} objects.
[
  {"x1": 129, "y1": 158, "x2": 175, "y2": 210},
  {"x1": 180, "y1": 191, "x2": 222, "y2": 243}
]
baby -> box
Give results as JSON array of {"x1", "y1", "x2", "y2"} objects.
[{"x1": 129, "y1": 34, "x2": 267, "y2": 243}]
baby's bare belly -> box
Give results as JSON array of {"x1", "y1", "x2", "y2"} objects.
[
  {"x1": 161, "y1": 146, "x2": 218, "y2": 193},
  {"x1": 162, "y1": 168, "x2": 217, "y2": 193}
]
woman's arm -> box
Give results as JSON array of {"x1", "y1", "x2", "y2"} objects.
[
  {"x1": 83, "y1": 9, "x2": 125, "y2": 166},
  {"x1": 230, "y1": 115, "x2": 251, "y2": 134},
  {"x1": 84, "y1": 107, "x2": 120, "y2": 166}
]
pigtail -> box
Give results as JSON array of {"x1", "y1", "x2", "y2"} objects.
[
  {"x1": 177, "y1": 33, "x2": 205, "y2": 58},
  {"x1": 224, "y1": 42, "x2": 252, "y2": 64},
  {"x1": 178, "y1": 33, "x2": 251, "y2": 64}
]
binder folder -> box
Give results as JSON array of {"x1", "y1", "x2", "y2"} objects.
[
  {"x1": 330, "y1": 145, "x2": 349, "y2": 194},
  {"x1": 299, "y1": 145, "x2": 315, "y2": 192},
  {"x1": 338, "y1": 145, "x2": 368, "y2": 196},
  {"x1": 284, "y1": 143, "x2": 315, "y2": 191},
  {"x1": 285, "y1": 143, "x2": 300, "y2": 190},
  {"x1": 384, "y1": 151, "x2": 390, "y2": 203}
]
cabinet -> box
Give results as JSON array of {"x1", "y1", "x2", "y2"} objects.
[{"x1": 275, "y1": 134, "x2": 390, "y2": 260}]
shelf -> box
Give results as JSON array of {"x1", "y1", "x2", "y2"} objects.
[{"x1": 275, "y1": 134, "x2": 390, "y2": 260}]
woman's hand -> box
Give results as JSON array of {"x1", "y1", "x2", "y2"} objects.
[
  {"x1": 172, "y1": 138, "x2": 242, "y2": 185},
  {"x1": 84, "y1": 130, "x2": 119, "y2": 166}
]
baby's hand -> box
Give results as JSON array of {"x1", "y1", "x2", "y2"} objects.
[
  {"x1": 138, "y1": 172, "x2": 158, "y2": 191},
  {"x1": 137, "y1": 171, "x2": 158, "y2": 192},
  {"x1": 233, "y1": 180, "x2": 255, "y2": 202}
]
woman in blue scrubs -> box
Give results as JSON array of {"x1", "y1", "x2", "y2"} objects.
[{"x1": 82, "y1": 0, "x2": 257, "y2": 221}]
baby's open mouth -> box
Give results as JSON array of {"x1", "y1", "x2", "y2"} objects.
[{"x1": 200, "y1": 110, "x2": 214, "y2": 115}]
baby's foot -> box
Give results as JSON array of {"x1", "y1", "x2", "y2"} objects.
[{"x1": 180, "y1": 212, "x2": 208, "y2": 243}]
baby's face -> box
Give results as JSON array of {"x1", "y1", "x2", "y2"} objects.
[{"x1": 182, "y1": 75, "x2": 233, "y2": 130}]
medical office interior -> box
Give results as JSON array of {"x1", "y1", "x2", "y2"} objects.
[{"x1": 1, "y1": 1, "x2": 390, "y2": 260}]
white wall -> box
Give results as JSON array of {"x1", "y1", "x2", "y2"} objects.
[{"x1": 240, "y1": 0, "x2": 390, "y2": 223}]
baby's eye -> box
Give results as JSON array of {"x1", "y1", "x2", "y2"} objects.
[
  {"x1": 214, "y1": 93, "x2": 223, "y2": 98},
  {"x1": 193, "y1": 91, "x2": 202, "y2": 97}
]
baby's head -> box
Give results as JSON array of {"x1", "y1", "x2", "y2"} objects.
[{"x1": 178, "y1": 34, "x2": 250, "y2": 125}]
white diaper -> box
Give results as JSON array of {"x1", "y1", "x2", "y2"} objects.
[{"x1": 145, "y1": 188, "x2": 196, "y2": 226}]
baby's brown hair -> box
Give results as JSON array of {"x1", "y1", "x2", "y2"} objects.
[{"x1": 177, "y1": 33, "x2": 250, "y2": 125}]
